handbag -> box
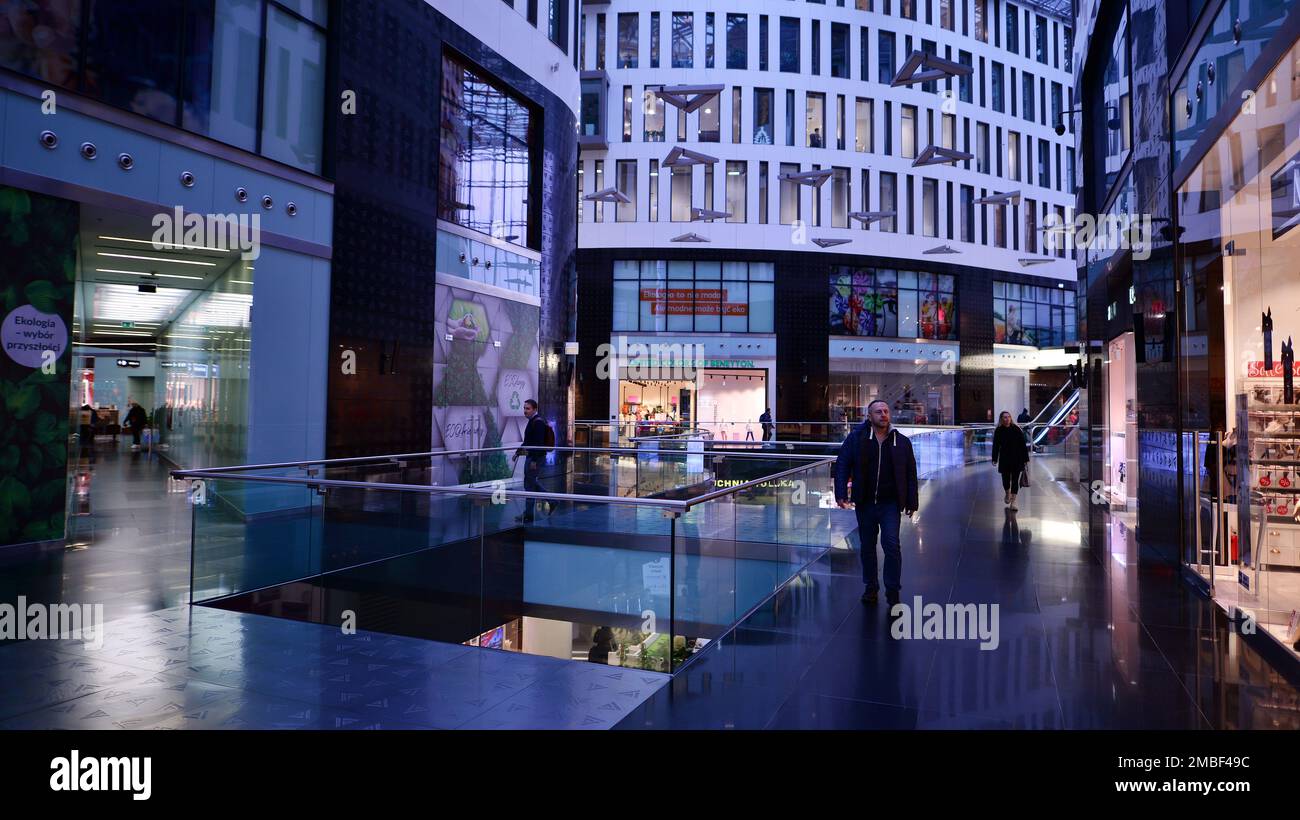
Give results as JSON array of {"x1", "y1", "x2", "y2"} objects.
[{"x1": 1019, "y1": 459, "x2": 1030, "y2": 488}]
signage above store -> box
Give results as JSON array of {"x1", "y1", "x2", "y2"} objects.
[
  {"x1": 115, "y1": 359, "x2": 141, "y2": 368},
  {"x1": 625, "y1": 359, "x2": 756, "y2": 370}
]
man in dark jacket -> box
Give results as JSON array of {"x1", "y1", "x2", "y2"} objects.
[
  {"x1": 515, "y1": 399, "x2": 552, "y2": 523},
  {"x1": 123, "y1": 399, "x2": 148, "y2": 451},
  {"x1": 833, "y1": 399, "x2": 920, "y2": 605}
]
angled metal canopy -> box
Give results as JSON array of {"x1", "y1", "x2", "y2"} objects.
[
  {"x1": 922, "y1": 245, "x2": 960, "y2": 255},
  {"x1": 690, "y1": 207, "x2": 731, "y2": 222},
  {"x1": 848, "y1": 210, "x2": 896, "y2": 226},
  {"x1": 974, "y1": 190, "x2": 1021, "y2": 206},
  {"x1": 656, "y1": 84, "x2": 725, "y2": 113},
  {"x1": 813, "y1": 238, "x2": 853, "y2": 248},
  {"x1": 778, "y1": 168, "x2": 833, "y2": 188},
  {"x1": 1018, "y1": 257, "x2": 1056, "y2": 267},
  {"x1": 663, "y1": 146, "x2": 719, "y2": 167},
  {"x1": 913, "y1": 145, "x2": 975, "y2": 167},
  {"x1": 670, "y1": 232, "x2": 710, "y2": 243},
  {"x1": 583, "y1": 187, "x2": 631, "y2": 204},
  {"x1": 891, "y1": 51, "x2": 973, "y2": 87}
]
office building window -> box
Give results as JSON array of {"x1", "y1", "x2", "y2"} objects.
[
  {"x1": 1066, "y1": 148, "x2": 1075, "y2": 194},
  {"x1": 900, "y1": 0, "x2": 917, "y2": 20},
  {"x1": 1008, "y1": 131, "x2": 1020, "y2": 181},
  {"x1": 649, "y1": 159, "x2": 659, "y2": 221},
  {"x1": 832, "y1": 22, "x2": 849, "y2": 78},
  {"x1": 883, "y1": 101, "x2": 893, "y2": 155},
  {"x1": 976, "y1": 122, "x2": 989, "y2": 173},
  {"x1": 580, "y1": 76, "x2": 603, "y2": 138},
  {"x1": 960, "y1": 184, "x2": 974, "y2": 242},
  {"x1": 1051, "y1": 82, "x2": 1063, "y2": 130},
  {"x1": 1038, "y1": 139, "x2": 1049, "y2": 188},
  {"x1": 811, "y1": 19, "x2": 821, "y2": 76},
  {"x1": 727, "y1": 13, "x2": 747, "y2": 69},
  {"x1": 595, "y1": 13, "x2": 605, "y2": 69},
  {"x1": 975, "y1": 0, "x2": 987, "y2": 42},
  {"x1": 1005, "y1": 3, "x2": 1018, "y2": 54},
  {"x1": 1035, "y1": 14, "x2": 1047, "y2": 63},
  {"x1": 780, "y1": 162, "x2": 800, "y2": 225},
  {"x1": 832, "y1": 166, "x2": 850, "y2": 228},
  {"x1": 758, "y1": 161, "x2": 769, "y2": 224},
  {"x1": 754, "y1": 88, "x2": 774, "y2": 144},
  {"x1": 943, "y1": 113, "x2": 955, "y2": 149},
  {"x1": 993, "y1": 201, "x2": 1006, "y2": 247},
  {"x1": 616, "y1": 160, "x2": 636, "y2": 221},
  {"x1": 726, "y1": 161, "x2": 747, "y2": 223},
  {"x1": 831, "y1": 268, "x2": 957, "y2": 340},
  {"x1": 878, "y1": 30, "x2": 895, "y2": 83},
  {"x1": 880, "y1": 171, "x2": 897, "y2": 232},
  {"x1": 622, "y1": 85, "x2": 632, "y2": 142},
  {"x1": 614, "y1": 260, "x2": 774, "y2": 334},
  {"x1": 780, "y1": 17, "x2": 800, "y2": 72},
  {"x1": 580, "y1": 11, "x2": 587, "y2": 70},
  {"x1": 671, "y1": 165, "x2": 691, "y2": 221},
  {"x1": 731, "y1": 87, "x2": 742, "y2": 143},
  {"x1": 759, "y1": 15, "x2": 769, "y2": 71},
  {"x1": 860, "y1": 27, "x2": 870, "y2": 80},
  {"x1": 644, "y1": 89, "x2": 665, "y2": 141},
  {"x1": 1022, "y1": 71, "x2": 1034, "y2": 123},
  {"x1": 705, "y1": 12, "x2": 715, "y2": 68},
  {"x1": 811, "y1": 163, "x2": 823, "y2": 227},
  {"x1": 901, "y1": 104, "x2": 917, "y2": 159},
  {"x1": 439, "y1": 53, "x2": 532, "y2": 247},
  {"x1": 836, "y1": 95, "x2": 846, "y2": 150},
  {"x1": 807, "y1": 92, "x2": 826, "y2": 148},
  {"x1": 991, "y1": 61, "x2": 1004, "y2": 112},
  {"x1": 941, "y1": 0, "x2": 953, "y2": 30},
  {"x1": 617, "y1": 13, "x2": 637, "y2": 68},
  {"x1": 699, "y1": 93, "x2": 720, "y2": 142},
  {"x1": 593, "y1": 159, "x2": 604, "y2": 222},
  {"x1": 785, "y1": 89, "x2": 795, "y2": 146},
  {"x1": 922, "y1": 178, "x2": 937, "y2": 237},
  {"x1": 860, "y1": 168, "x2": 871, "y2": 224},
  {"x1": 671, "y1": 11, "x2": 692, "y2": 67},
  {"x1": 855, "y1": 98, "x2": 874, "y2": 152},
  {"x1": 704, "y1": 163, "x2": 714, "y2": 210},
  {"x1": 1024, "y1": 197, "x2": 1036, "y2": 253},
  {"x1": 905, "y1": 175, "x2": 914, "y2": 234},
  {"x1": 650, "y1": 11, "x2": 660, "y2": 67},
  {"x1": 958, "y1": 51, "x2": 973, "y2": 103}
]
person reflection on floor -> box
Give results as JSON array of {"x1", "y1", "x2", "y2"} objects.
[{"x1": 588, "y1": 626, "x2": 619, "y2": 665}]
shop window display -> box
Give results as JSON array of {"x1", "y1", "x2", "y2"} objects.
[{"x1": 1178, "y1": 38, "x2": 1300, "y2": 657}]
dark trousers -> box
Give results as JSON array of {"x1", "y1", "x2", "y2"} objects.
[
  {"x1": 1001, "y1": 470, "x2": 1021, "y2": 493},
  {"x1": 130, "y1": 426, "x2": 143, "y2": 446},
  {"x1": 523, "y1": 458, "x2": 544, "y2": 520},
  {"x1": 855, "y1": 500, "x2": 901, "y2": 592}
]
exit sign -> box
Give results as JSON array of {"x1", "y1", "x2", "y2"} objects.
[{"x1": 121, "y1": 321, "x2": 135, "y2": 329}]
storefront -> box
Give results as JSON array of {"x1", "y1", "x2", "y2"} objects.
[
  {"x1": 1176, "y1": 31, "x2": 1300, "y2": 657},
  {"x1": 828, "y1": 338, "x2": 957, "y2": 426}
]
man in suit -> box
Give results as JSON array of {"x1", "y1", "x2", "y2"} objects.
[
  {"x1": 515, "y1": 399, "x2": 551, "y2": 523},
  {"x1": 833, "y1": 399, "x2": 920, "y2": 605}
]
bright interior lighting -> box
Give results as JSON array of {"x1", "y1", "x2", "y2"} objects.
[{"x1": 97, "y1": 252, "x2": 217, "y2": 267}]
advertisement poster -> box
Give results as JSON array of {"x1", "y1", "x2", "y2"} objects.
[
  {"x1": 431, "y1": 282, "x2": 539, "y2": 486},
  {"x1": 0, "y1": 186, "x2": 77, "y2": 547}
]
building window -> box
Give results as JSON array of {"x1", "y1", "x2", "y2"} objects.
[
  {"x1": 836, "y1": 95, "x2": 846, "y2": 150},
  {"x1": 878, "y1": 30, "x2": 895, "y2": 83},
  {"x1": 726, "y1": 161, "x2": 747, "y2": 223},
  {"x1": 759, "y1": 14, "x2": 769, "y2": 71},
  {"x1": 704, "y1": 163, "x2": 714, "y2": 210},
  {"x1": 644, "y1": 89, "x2": 665, "y2": 141},
  {"x1": 580, "y1": 76, "x2": 604, "y2": 138},
  {"x1": 855, "y1": 98, "x2": 874, "y2": 153},
  {"x1": 976, "y1": 122, "x2": 989, "y2": 173},
  {"x1": 900, "y1": 104, "x2": 917, "y2": 159},
  {"x1": 705, "y1": 12, "x2": 715, "y2": 68},
  {"x1": 758, "y1": 161, "x2": 769, "y2": 224},
  {"x1": 993, "y1": 201, "x2": 1006, "y2": 247},
  {"x1": 731, "y1": 87, "x2": 742, "y2": 143},
  {"x1": 832, "y1": 167, "x2": 850, "y2": 228},
  {"x1": 880, "y1": 171, "x2": 897, "y2": 232},
  {"x1": 975, "y1": 0, "x2": 987, "y2": 42},
  {"x1": 905, "y1": 175, "x2": 914, "y2": 234},
  {"x1": 1038, "y1": 139, "x2": 1050, "y2": 188},
  {"x1": 650, "y1": 11, "x2": 660, "y2": 67},
  {"x1": 940, "y1": 0, "x2": 953, "y2": 30},
  {"x1": 831, "y1": 22, "x2": 849, "y2": 79},
  {"x1": 622, "y1": 85, "x2": 632, "y2": 142},
  {"x1": 1035, "y1": 14, "x2": 1048, "y2": 64},
  {"x1": 617, "y1": 13, "x2": 637, "y2": 68},
  {"x1": 616, "y1": 160, "x2": 637, "y2": 221},
  {"x1": 1051, "y1": 82, "x2": 1063, "y2": 130},
  {"x1": 1022, "y1": 70, "x2": 1035, "y2": 123},
  {"x1": 785, "y1": 89, "x2": 796, "y2": 146},
  {"x1": 596, "y1": 13, "x2": 605, "y2": 69},
  {"x1": 860, "y1": 26, "x2": 870, "y2": 81},
  {"x1": 593, "y1": 159, "x2": 604, "y2": 222},
  {"x1": 613, "y1": 261, "x2": 775, "y2": 333},
  {"x1": 754, "y1": 88, "x2": 774, "y2": 144},
  {"x1": 1008, "y1": 131, "x2": 1020, "y2": 181},
  {"x1": 960, "y1": 184, "x2": 974, "y2": 242},
  {"x1": 1024, "y1": 197, "x2": 1037, "y2": 253},
  {"x1": 649, "y1": 159, "x2": 659, "y2": 221},
  {"x1": 811, "y1": 19, "x2": 821, "y2": 76},
  {"x1": 807, "y1": 92, "x2": 826, "y2": 148},
  {"x1": 780, "y1": 17, "x2": 800, "y2": 72},
  {"x1": 900, "y1": 0, "x2": 917, "y2": 20},
  {"x1": 991, "y1": 61, "x2": 1004, "y2": 112},
  {"x1": 831, "y1": 268, "x2": 957, "y2": 340},
  {"x1": 671, "y1": 11, "x2": 693, "y2": 68},
  {"x1": 726, "y1": 13, "x2": 747, "y2": 70},
  {"x1": 671, "y1": 165, "x2": 691, "y2": 221},
  {"x1": 699, "y1": 93, "x2": 720, "y2": 142},
  {"x1": 438, "y1": 53, "x2": 532, "y2": 247},
  {"x1": 780, "y1": 162, "x2": 800, "y2": 225},
  {"x1": 958, "y1": 51, "x2": 973, "y2": 102},
  {"x1": 1005, "y1": 2, "x2": 1018, "y2": 55},
  {"x1": 942, "y1": 113, "x2": 955, "y2": 149},
  {"x1": 995, "y1": 281, "x2": 1074, "y2": 346}
]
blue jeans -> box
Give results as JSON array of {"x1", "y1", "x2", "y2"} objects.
[{"x1": 856, "y1": 500, "x2": 901, "y2": 592}]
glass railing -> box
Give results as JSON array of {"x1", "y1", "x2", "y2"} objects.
[{"x1": 173, "y1": 445, "x2": 836, "y2": 673}]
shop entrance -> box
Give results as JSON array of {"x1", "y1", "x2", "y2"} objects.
[
  {"x1": 618, "y1": 378, "x2": 694, "y2": 438},
  {"x1": 697, "y1": 368, "x2": 767, "y2": 441},
  {"x1": 1103, "y1": 332, "x2": 1138, "y2": 511}
]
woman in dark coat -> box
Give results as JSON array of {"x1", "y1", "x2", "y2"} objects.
[{"x1": 992, "y1": 410, "x2": 1030, "y2": 510}]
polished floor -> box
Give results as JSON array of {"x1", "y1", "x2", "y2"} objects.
[{"x1": 1, "y1": 441, "x2": 1298, "y2": 729}]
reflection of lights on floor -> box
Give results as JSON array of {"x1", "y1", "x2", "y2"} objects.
[{"x1": 1039, "y1": 519, "x2": 1082, "y2": 543}]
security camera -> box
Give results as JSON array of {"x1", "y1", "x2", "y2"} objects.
[{"x1": 1055, "y1": 122, "x2": 1066, "y2": 137}]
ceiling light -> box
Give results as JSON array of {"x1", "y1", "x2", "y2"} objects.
[
  {"x1": 96, "y1": 235, "x2": 232, "y2": 254},
  {"x1": 97, "y1": 252, "x2": 216, "y2": 266},
  {"x1": 96, "y1": 267, "x2": 205, "y2": 281}
]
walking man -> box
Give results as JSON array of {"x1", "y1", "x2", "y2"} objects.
[
  {"x1": 834, "y1": 399, "x2": 920, "y2": 605},
  {"x1": 514, "y1": 399, "x2": 553, "y2": 523}
]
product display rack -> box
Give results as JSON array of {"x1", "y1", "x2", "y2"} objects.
[{"x1": 1246, "y1": 396, "x2": 1300, "y2": 569}]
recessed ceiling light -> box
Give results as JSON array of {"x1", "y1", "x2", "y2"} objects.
[
  {"x1": 97, "y1": 252, "x2": 216, "y2": 267},
  {"x1": 96, "y1": 267, "x2": 205, "y2": 281},
  {"x1": 96, "y1": 235, "x2": 232, "y2": 254}
]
